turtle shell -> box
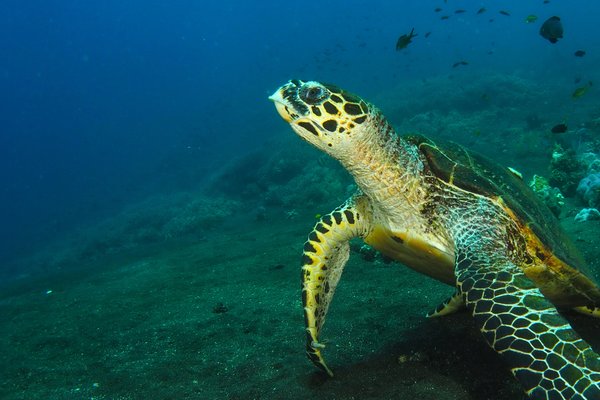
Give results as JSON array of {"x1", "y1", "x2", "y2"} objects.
[{"x1": 405, "y1": 134, "x2": 591, "y2": 278}]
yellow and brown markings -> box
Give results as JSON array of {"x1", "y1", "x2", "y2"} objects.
[
  {"x1": 298, "y1": 84, "x2": 370, "y2": 139},
  {"x1": 498, "y1": 201, "x2": 600, "y2": 307},
  {"x1": 455, "y1": 252, "x2": 600, "y2": 399},
  {"x1": 300, "y1": 199, "x2": 369, "y2": 377}
]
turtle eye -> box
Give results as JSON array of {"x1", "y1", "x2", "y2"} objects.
[{"x1": 300, "y1": 84, "x2": 327, "y2": 105}]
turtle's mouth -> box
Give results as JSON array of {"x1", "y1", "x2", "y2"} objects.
[
  {"x1": 269, "y1": 91, "x2": 294, "y2": 122},
  {"x1": 269, "y1": 80, "x2": 309, "y2": 123}
]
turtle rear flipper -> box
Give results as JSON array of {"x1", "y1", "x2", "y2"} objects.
[
  {"x1": 301, "y1": 195, "x2": 370, "y2": 376},
  {"x1": 455, "y1": 251, "x2": 600, "y2": 399},
  {"x1": 573, "y1": 305, "x2": 600, "y2": 318},
  {"x1": 427, "y1": 290, "x2": 464, "y2": 317}
]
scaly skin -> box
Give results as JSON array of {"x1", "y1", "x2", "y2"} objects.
[{"x1": 270, "y1": 80, "x2": 600, "y2": 399}]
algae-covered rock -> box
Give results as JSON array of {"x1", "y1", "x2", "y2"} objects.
[
  {"x1": 574, "y1": 207, "x2": 600, "y2": 222},
  {"x1": 549, "y1": 144, "x2": 585, "y2": 196},
  {"x1": 528, "y1": 174, "x2": 565, "y2": 217},
  {"x1": 576, "y1": 173, "x2": 600, "y2": 208},
  {"x1": 578, "y1": 152, "x2": 600, "y2": 175}
]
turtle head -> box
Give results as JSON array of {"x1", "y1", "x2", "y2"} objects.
[{"x1": 269, "y1": 80, "x2": 372, "y2": 156}]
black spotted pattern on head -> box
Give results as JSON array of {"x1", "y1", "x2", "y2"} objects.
[
  {"x1": 323, "y1": 83, "x2": 342, "y2": 94},
  {"x1": 311, "y1": 106, "x2": 322, "y2": 116},
  {"x1": 360, "y1": 101, "x2": 369, "y2": 114},
  {"x1": 344, "y1": 103, "x2": 362, "y2": 115},
  {"x1": 322, "y1": 120, "x2": 337, "y2": 132},
  {"x1": 283, "y1": 83, "x2": 309, "y2": 115},
  {"x1": 323, "y1": 101, "x2": 338, "y2": 115},
  {"x1": 330, "y1": 94, "x2": 343, "y2": 103},
  {"x1": 342, "y1": 91, "x2": 361, "y2": 103},
  {"x1": 353, "y1": 115, "x2": 367, "y2": 124},
  {"x1": 298, "y1": 121, "x2": 319, "y2": 136}
]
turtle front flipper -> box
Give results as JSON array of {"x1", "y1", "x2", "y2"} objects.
[
  {"x1": 455, "y1": 251, "x2": 600, "y2": 399},
  {"x1": 302, "y1": 195, "x2": 370, "y2": 376}
]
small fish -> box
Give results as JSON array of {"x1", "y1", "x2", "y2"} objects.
[
  {"x1": 499, "y1": 10, "x2": 511, "y2": 16},
  {"x1": 574, "y1": 50, "x2": 586, "y2": 57},
  {"x1": 551, "y1": 124, "x2": 568, "y2": 134},
  {"x1": 572, "y1": 84, "x2": 591, "y2": 99},
  {"x1": 539, "y1": 16, "x2": 563, "y2": 43},
  {"x1": 477, "y1": 7, "x2": 486, "y2": 14},
  {"x1": 455, "y1": 9, "x2": 466, "y2": 14},
  {"x1": 543, "y1": 0, "x2": 550, "y2": 3},
  {"x1": 396, "y1": 28, "x2": 417, "y2": 51},
  {"x1": 434, "y1": 7, "x2": 442, "y2": 12},
  {"x1": 424, "y1": 31, "x2": 432, "y2": 38},
  {"x1": 452, "y1": 61, "x2": 469, "y2": 68},
  {"x1": 524, "y1": 15, "x2": 538, "y2": 24},
  {"x1": 441, "y1": 15, "x2": 450, "y2": 20}
]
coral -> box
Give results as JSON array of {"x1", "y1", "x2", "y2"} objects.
[
  {"x1": 528, "y1": 175, "x2": 565, "y2": 217},
  {"x1": 577, "y1": 152, "x2": 600, "y2": 175},
  {"x1": 549, "y1": 144, "x2": 585, "y2": 196},
  {"x1": 576, "y1": 173, "x2": 600, "y2": 208},
  {"x1": 574, "y1": 208, "x2": 600, "y2": 222}
]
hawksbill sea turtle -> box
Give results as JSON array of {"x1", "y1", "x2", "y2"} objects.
[{"x1": 269, "y1": 80, "x2": 600, "y2": 399}]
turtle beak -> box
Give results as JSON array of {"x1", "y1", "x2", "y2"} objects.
[{"x1": 269, "y1": 88, "x2": 294, "y2": 122}]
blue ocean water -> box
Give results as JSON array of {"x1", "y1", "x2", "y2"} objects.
[{"x1": 0, "y1": 0, "x2": 598, "y2": 274}]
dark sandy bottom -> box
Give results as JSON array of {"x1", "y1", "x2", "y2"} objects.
[{"x1": 1, "y1": 206, "x2": 599, "y2": 400}]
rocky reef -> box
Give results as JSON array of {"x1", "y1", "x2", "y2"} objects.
[
  {"x1": 528, "y1": 175, "x2": 565, "y2": 217},
  {"x1": 549, "y1": 144, "x2": 586, "y2": 197},
  {"x1": 576, "y1": 173, "x2": 600, "y2": 209},
  {"x1": 574, "y1": 207, "x2": 600, "y2": 222}
]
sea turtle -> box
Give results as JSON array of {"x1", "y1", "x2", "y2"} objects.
[{"x1": 269, "y1": 79, "x2": 600, "y2": 399}]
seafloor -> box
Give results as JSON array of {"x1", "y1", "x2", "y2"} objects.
[{"x1": 2, "y1": 73, "x2": 600, "y2": 399}]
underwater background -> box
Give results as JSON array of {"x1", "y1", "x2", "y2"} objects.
[{"x1": 1, "y1": 1, "x2": 600, "y2": 399}]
